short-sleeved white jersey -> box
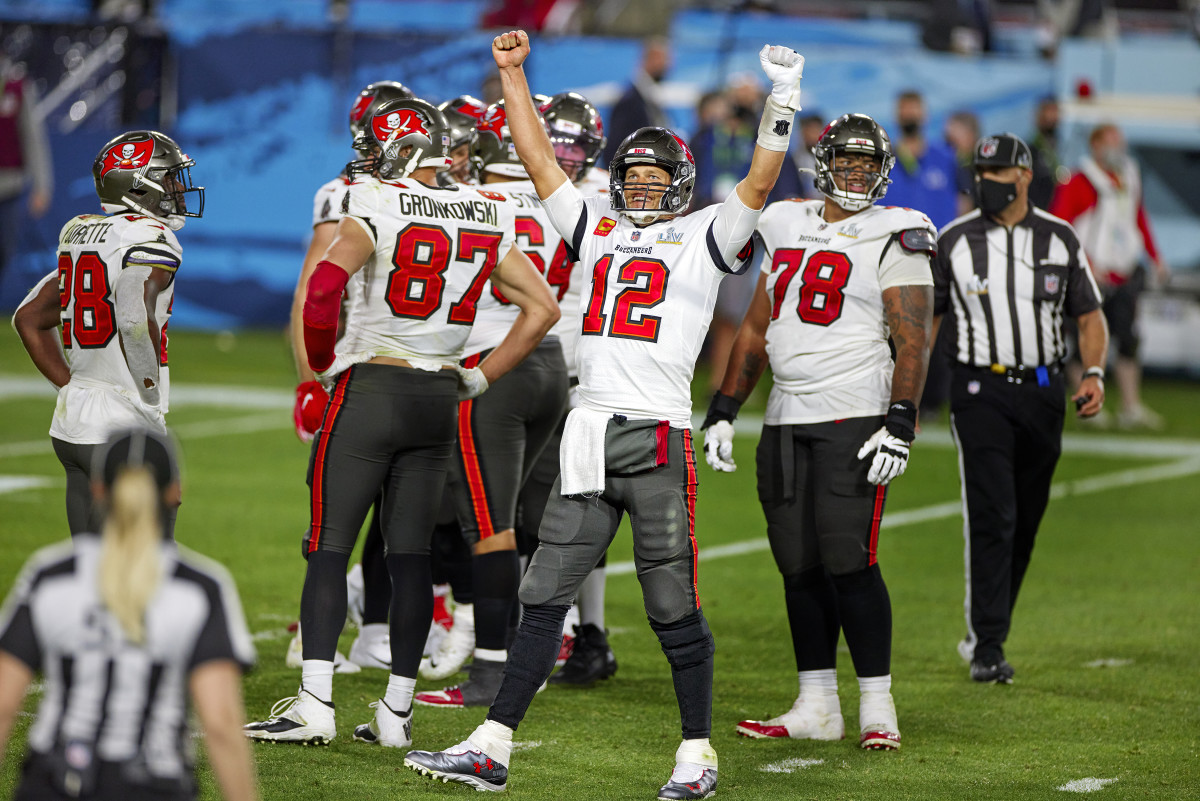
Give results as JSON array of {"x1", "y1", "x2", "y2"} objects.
[
  {"x1": 463, "y1": 180, "x2": 562, "y2": 356},
  {"x1": 542, "y1": 180, "x2": 756, "y2": 428},
  {"x1": 49, "y1": 213, "x2": 181, "y2": 443},
  {"x1": 331, "y1": 177, "x2": 516, "y2": 371},
  {"x1": 312, "y1": 175, "x2": 350, "y2": 227},
  {"x1": 551, "y1": 167, "x2": 609, "y2": 378},
  {"x1": 756, "y1": 200, "x2": 935, "y2": 424}
]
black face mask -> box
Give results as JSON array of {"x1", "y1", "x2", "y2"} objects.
[
  {"x1": 899, "y1": 120, "x2": 922, "y2": 138},
  {"x1": 975, "y1": 177, "x2": 1018, "y2": 215}
]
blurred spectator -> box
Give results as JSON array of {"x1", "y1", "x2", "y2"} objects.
[
  {"x1": 1028, "y1": 96, "x2": 1064, "y2": 210},
  {"x1": 792, "y1": 112, "x2": 826, "y2": 198},
  {"x1": 1051, "y1": 123, "x2": 1170, "y2": 430},
  {"x1": 481, "y1": 72, "x2": 503, "y2": 105},
  {"x1": 481, "y1": 0, "x2": 580, "y2": 33},
  {"x1": 601, "y1": 37, "x2": 671, "y2": 165},
  {"x1": 0, "y1": 57, "x2": 52, "y2": 290},
  {"x1": 886, "y1": 90, "x2": 959, "y2": 230},
  {"x1": 923, "y1": 0, "x2": 994, "y2": 54},
  {"x1": 689, "y1": 74, "x2": 802, "y2": 392},
  {"x1": 944, "y1": 110, "x2": 980, "y2": 216},
  {"x1": 1036, "y1": 0, "x2": 1117, "y2": 58}
]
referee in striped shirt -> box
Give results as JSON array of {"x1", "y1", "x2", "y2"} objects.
[
  {"x1": 0, "y1": 429, "x2": 258, "y2": 801},
  {"x1": 932, "y1": 133, "x2": 1109, "y2": 685}
]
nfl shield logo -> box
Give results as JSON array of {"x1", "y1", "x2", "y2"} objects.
[
  {"x1": 967, "y1": 380, "x2": 981, "y2": 395},
  {"x1": 631, "y1": 231, "x2": 641, "y2": 241},
  {"x1": 980, "y1": 138, "x2": 999, "y2": 158},
  {"x1": 1044, "y1": 273, "x2": 1060, "y2": 295}
]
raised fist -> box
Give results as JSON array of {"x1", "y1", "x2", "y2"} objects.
[
  {"x1": 759, "y1": 45, "x2": 804, "y2": 111},
  {"x1": 493, "y1": 30, "x2": 531, "y2": 69}
]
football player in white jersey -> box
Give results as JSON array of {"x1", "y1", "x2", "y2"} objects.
[
  {"x1": 285, "y1": 80, "x2": 414, "y2": 676},
  {"x1": 405, "y1": 31, "x2": 804, "y2": 800},
  {"x1": 12, "y1": 131, "x2": 202, "y2": 539},
  {"x1": 415, "y1": 100, "x2": 570, "y2": 710},
  {"x1": 244, "y1": 97, "x2": 558, "y2": 750},
  {"x1": 702, "y1": 113, "x2": 936, "y2": 751}
]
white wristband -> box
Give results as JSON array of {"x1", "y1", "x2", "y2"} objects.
[
  {"x1": 1084, "y1": 366, "x2": 1105, "y2": 381},
  {"x1": 757, "y1": 96, "x2": 797, "y2": 153}
]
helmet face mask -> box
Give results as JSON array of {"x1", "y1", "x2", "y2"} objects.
[
  {"x1": 813, "y1": 113, "x2": 894, "y2": 212},
  {"x1": 93, "y1": 131, "x2": 204, "y2": 229},
  {"x1": 608, "y1": 127, "x2": 695, "y2": 223},
  {"x1": 348, "y1": 98, "x2": 451, "y2": 181},
  {"x1": 540, "y1": 92, "x2": 606, "y2": 183}
]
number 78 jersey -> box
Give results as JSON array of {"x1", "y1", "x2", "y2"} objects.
[
  {"x1": 757, "y1": 199, "x2": 935, "y2": 423},
  {"x1": 339, "y1": 178, "x2": 516, "y2": 365}
]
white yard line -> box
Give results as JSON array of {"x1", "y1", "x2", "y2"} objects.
[{"x1": 1058, "y1": 778, "x2": 1119, "y2": 793}]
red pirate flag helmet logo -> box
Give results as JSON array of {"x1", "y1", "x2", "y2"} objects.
[
  {"x1": 350, "y1": 94, "x2": 373, "y2": 126},
  {"x1": 372, "y1": 108, "x2": 431, "y2": 146},
  {"x1": 99, "y1": 137, "x2": 155, "y2": 180}
]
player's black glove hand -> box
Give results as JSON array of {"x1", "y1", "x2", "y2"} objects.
[
  {"x1": 701, "y1": 392, "x2": 742, "y2": 473},
  {"x1": 856, "y1": 400, "x2": 917, "y2": 486}
]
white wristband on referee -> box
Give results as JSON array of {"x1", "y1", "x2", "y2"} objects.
[
  {"x1": 1084, "y1": 366, "x2": 1105, "y2": 381},
  {"x1": 757, "y1": 96, "x2": 798, "y2": 153}
]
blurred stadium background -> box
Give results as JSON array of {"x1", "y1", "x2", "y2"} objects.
[{"x1": 2, "y1": 0, "x2": 1200, "y2": 373}]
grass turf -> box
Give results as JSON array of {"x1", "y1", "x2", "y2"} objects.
[{"x1": 1, "y1": 329, "x2": 1198, "y2": 800}]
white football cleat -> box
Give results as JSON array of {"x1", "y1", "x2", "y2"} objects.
[
  {"x1": 858, "y1": 691, "x2": 901, "y2": 750},
  {"x1": 420, "y1": 603, "x2": 474, "y2": 680},
  {"x1": 352, "y1": 699, "x2": 412, "y2": 748},
  {"x1": 736, "y1": 695, "x2": 844, "y2": 740},
  {"x1": 348, "y1": 625, "x2": 391, "y2": 670},
  {"x1": 284, "y1": 628, "x2": 360, "y2": 674},
  {"x1": 244, "y1": 688, "x2": 336, "y2": 745}
]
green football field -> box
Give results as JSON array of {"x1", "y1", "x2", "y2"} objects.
[{"x1": 1, "y1": 330, "x2": 1198, "y2": 800}]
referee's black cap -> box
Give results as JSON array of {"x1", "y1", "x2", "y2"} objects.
[
  {"x1": 94, "y1": 428, "x2": 181, "y2": 492},
  {"x1": 973, "y1": 133, "x2": 1033, "y2": 170}
]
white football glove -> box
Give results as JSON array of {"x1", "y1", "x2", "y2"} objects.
[
  {"x1": 856, "y1": 426, "x2": 911, "y2": 486},
  {"x1": 759, "y1": 45, "x2": 804, "y2": 111},
  {"x1": 703, "y1": 420, "x2": 737, "y2": 472},
  {"x1": 456, "y1": 365, "x2": 489, "y2": 401}
]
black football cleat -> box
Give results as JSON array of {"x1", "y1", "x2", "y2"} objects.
[
  {"x1": 970, "y1": 658, "x2": 1015, "y2": 684},
  {"x1": 549, "y1": 624, "x2": 617, "y2": 686},
  {"x1": 405, "y1": 742, "x2": 508, "y2": 792}
]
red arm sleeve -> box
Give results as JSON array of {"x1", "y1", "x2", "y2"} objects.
[
  {"x1": 1136, "y1": 203, "x2": 1160, "y2": 263},
  {"x1": 302, "y1": 260, "x2": 349, "y2": 373},
  {"x1": 1049, "y1": 173, "x2": 1096, "y2": 224}
]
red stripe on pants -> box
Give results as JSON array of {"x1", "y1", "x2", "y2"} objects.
[
  {"x1": 683, "y1": 429, "x2": 700, "y2": 608},
  {"x1": 457, "y1": 353, "x2": 495, "y2": 539},
  {"x1": 309, "y1": 371, "x2": 351, "y2": 553},
  {"x1": 867, "y1": 484, "x2": 887, "y2": 565}
]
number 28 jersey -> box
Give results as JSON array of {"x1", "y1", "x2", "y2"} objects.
[
  {"x1": 336, "y1": 177, "x2": 516, "y2": 369},
  {"x1": 50, "y1": 213, "x2": 181, "y2": 443},
  {"x1": 542, "y1": 180, "x2": 757, "y2": 428},
  {"x1": 757, "y1": 200, "x2": 935, "y2": 424}
]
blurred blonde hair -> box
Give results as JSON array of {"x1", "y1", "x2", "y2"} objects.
[{"x1": 98, "y1": 465, "x2": 162, "y2": 644}]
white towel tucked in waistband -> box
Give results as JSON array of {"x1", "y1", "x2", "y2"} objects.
[{"x1": 559, "y1": 407, "x2": 609, "y2": 496}]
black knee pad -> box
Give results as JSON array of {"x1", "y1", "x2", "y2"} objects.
[
  {"x1": 649, "y1": 609, "x2": 715, "y2": 670},
  {"x1": 830, "y1": 563, "x2": 882, "y2": 593},
  {"x1": 783, "y1": 565, "x2": 828, "y2": 593}
]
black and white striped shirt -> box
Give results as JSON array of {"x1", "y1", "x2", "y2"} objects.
[
  {"x1": 933, "y1": 207, "x2": 1102, "y2": 369},
  {"x1": 0, "y1": 536, "x2": 255, "y2": 788}
]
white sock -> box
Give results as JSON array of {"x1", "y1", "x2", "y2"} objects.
[
  {"x1": 301, "y1": 660, "x2": 335, "y2": 703},
  {"x1": 359, "y1": 623, "x2": 388, "y2": 644},
  {"x1": 798, "y1": 668, "x2": 838, "y2": 700},
  {"x1": 454, "y1": 603, "x2": 475, "y2": 629},
  {"x1": 858, "y1": 674, "x2": 892, "y2": 697},
  {"x1": 469, "y1": 719, "x2": 514, "y2": 765},
  {"x1": 676, "y1": 737, "x2": 717, "y2": 768},
  {"x1": 433, "y1": 583, "x2": 450, "y2": 599},
  {"x1": 383, "y1": 674, "x2": 416, "y2": 713},
  {"x1": 578, "y1": 567, "x2": 607, "y2": 629},
  {"x1": 474, "y1": 647, "x2": 507, "y2": 663}
]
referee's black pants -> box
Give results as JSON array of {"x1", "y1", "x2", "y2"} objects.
[{"x1": 948, "y1": 367, "x2": 1065, "y2": 664}]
